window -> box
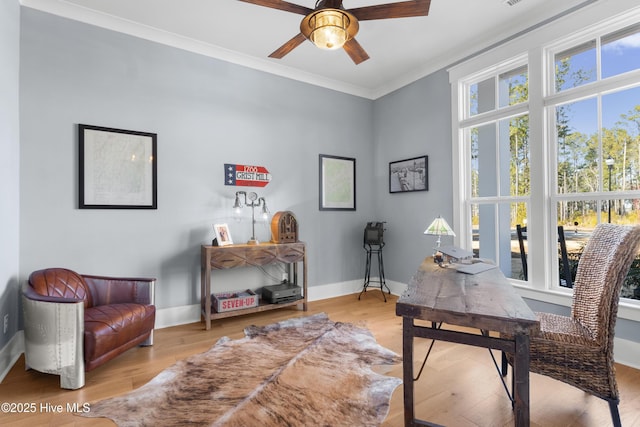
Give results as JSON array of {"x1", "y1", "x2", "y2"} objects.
[
  {"x1": 461, "y1": 60, "x2": 530, "y2": 280},
  {"x1": 452, "y1": 8, "x2": 640, "y2": 302},
  {"x1": 549, "y1": 23, "x2": 640, "y2": 295}
]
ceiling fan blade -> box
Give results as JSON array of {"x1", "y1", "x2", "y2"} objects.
[
  {"x1": 343, "y1": 39, "x2": 370, "y2": 65},
  {"x1": 237, "y1": 0, "x2": 313, "y2": 15},
  {"x1": 348, "y1": 0, "x2": 431, "y2": 21},
  {"x1": 269, "y1": 33, "x2": 307, "y2": 59}
]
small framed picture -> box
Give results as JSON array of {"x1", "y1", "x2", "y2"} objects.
[
  {"x1": 213, "y1": 223, "x2": 233, "y2": 246},
  {"x1": 389, "y1": 155, "x2": 428, "y2": 193}
]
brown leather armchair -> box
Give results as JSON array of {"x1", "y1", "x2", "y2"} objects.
[{"x1": 22, "y1": 268, "x2": 156, "y2": 389}]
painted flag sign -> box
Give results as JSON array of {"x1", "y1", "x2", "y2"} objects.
[{"x1": 224, "y1": 163, "x2": 271, "y2": 187}]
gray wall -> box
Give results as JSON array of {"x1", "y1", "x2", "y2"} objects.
[
  {"x1": 19, "y1": 8, "x2": 374, "y2": 310},
  {"x1": 0, "y1": 0, "x2": 21, "y2": 349},
  {"x1": 372, "y1": 72, "x2": 453, "y2": 284}
]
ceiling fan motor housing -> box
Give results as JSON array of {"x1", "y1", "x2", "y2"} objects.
[{"x1": 316, "y1": 0, "x2": 345, "y2": 9}]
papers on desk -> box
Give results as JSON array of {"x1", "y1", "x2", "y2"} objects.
[
  {"x1": 454, "y1": 262, "x2": 497, "y2": 275},
  {"x1": 437, "y1": 245, "x2": 474, "y2": 260},
  {"x1": 434, "y1": 245, "x2": 497, "y2": 274}
]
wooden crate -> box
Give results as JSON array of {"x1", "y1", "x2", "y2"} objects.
[{"x1": 212, "y1": 290, "x2": 259, "y2": 313}]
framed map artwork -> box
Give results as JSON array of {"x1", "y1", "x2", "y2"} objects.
[
  {"x1": 79, "y1": 124, "x2": 157, "y2": 209},
  {"x1": 318, "y1": 154, "x2": 356, "y2": 211}
]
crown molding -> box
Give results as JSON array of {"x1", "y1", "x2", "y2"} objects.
[
  {"x1": 20, "y1": 0, "x2": 379, "y2": 99},
  {"x1": 18, "y1": 0, "x2": 605, "y2": 100}
]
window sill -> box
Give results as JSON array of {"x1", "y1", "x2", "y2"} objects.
[{"x1": 512, "y1": 282, "x2": 640, "y2": 322}]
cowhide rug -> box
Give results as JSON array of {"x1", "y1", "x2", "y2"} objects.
[{"x1": 80, "y1": 313, "x2": 402, "y2": 426}]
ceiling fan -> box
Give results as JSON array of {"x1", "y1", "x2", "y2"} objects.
[{"x1": 237, "y1": 0, "x2": 431, "y2": 64}]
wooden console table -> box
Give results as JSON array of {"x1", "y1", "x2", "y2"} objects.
[{"x1": 201, "y1": 242, "x2": 307, "y2": 330}]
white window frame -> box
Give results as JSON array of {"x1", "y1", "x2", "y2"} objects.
[
  {"x1": 458, "y1": 55, "x2": 530, "y2": 275},
  {"x1": 449, "y1": 1, "x2": 640, "y2": 321}
]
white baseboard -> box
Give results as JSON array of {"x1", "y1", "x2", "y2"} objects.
[
  {"x1": 306, "y1": 279, "x2": 364, "y2": 301},
  {"x1": 614, "y1": 337, "x2": 640, "y2": 370},
  {"x1": 154, "y1": 278, "x2": 408, "y2": 329},
  {"x1": 154, "y1": 304, "x2": 201, "y2": 329},
  {"x1": 0, "y1": 331, "x2": 24, "y2": 382}
]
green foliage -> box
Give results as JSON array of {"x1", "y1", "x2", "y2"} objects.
[
  {"x1": 558, "y1": 243, "x2": 640, "y2": 300},
  {"x1": 622, "y1": 257, "x2": 640, "y2": 299}
]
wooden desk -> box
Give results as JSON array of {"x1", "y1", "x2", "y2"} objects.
[
  {"x1": 201, "y1": 242, "x2": 307, "y2": 330},
  {"x1": 396, "y1": 258, "x2": 539, "y2": 427}
]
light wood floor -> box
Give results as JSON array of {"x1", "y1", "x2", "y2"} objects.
[{"x1": 3, "y1": 292, "x2": 640, "y2": 426}]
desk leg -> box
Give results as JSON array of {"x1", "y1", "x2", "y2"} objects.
[
  {"x1": 513, "y1": 333, "x2": 530, "y2": 427},
  {"x1": 403, "y1": 317, "x2": 415, "y2": 427}
]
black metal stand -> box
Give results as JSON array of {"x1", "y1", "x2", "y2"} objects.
[{"x1": 358, "y1": 242, "x2": 390, "y2": 302}]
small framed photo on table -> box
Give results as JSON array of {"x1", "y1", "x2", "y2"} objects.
[{"x1": 213, "y1": 223, "x2": 233, "y2": 246}]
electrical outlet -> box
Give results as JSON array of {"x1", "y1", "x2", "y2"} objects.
[
  {"x1": 282, "y1": 273, "x2": 288, "y2": 282},
  {"x1": 3, "y1": 314, "x2": 8, "y2": 334}
]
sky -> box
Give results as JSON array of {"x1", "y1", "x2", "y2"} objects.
[{"x1": 560, "y1": 31, "x2": 640, "y2": 136}]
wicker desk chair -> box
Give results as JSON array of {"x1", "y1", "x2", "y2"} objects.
[{"x1": 503, "y1": 223, "x2": 640, "y2": 427}]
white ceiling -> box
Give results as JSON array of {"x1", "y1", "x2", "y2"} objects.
[{"x1": 21, "y1": 0, "x2": 594, "y2": 99}]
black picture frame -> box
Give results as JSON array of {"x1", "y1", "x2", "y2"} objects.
[
  {"x1": 79, "y1": 124, "x2": 157, "y2": 209},
  {"x1": 389, "y1": 155, "x2": 428, "y2": 193},
  {"x1": 319, "y1": 154, "x2": 356, "y2": 211}
]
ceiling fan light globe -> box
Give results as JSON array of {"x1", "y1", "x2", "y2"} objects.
[
  {"x1": 301, "y1": 9, "x2": 358, "y2": 51},
  {"x1": 313, "y1": 26, "x2": 347, "y2": 50}
]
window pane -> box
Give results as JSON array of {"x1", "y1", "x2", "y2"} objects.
[
  {"x1": 499, "y1": 65, "x2": 528, "y2": 107},
  {"x1": 558, "y1": 201, "x2": 640, "y2": 299},
  {"x1": 469, "y1": 83, "x2": 478, "y2": 116},
  {"x1": 472, "y1": 202, "x2": 525, "y2": 280},
  {"x1": 469, "y1": 77, "x2": 495, "y2": 117},
  {"x1": 607, "y1": 200, "x2": 640, "y2": 300},
  {"x1": 554, "y1": 40, "x2": 597, "y2": 92},
  {"x1": 471, "y1": 123, "x2": 497, "y2": 197},
  {"x1": 512, "y1": 205, "x2": 528, "y2": 281},
  {"x1": 472, "y1": 203, "x2": 493, "y2": 259},
  {"x1": 560, "y1": 198, "x2": 640, "y2": 226},
  {"x1": 612, "y1": 199, "x2": 640, "y2": 300},
  {"x1": 602, "y1": 23, "x2": 640, "y2": 79},
  {"x1": 557, "y1": 199, "x2": 599, "y2": 232},
  {"x1": 602, "y1": 86, "x2": 640, "y2": 193},
  {"x1": 556, "y1": 97, "x2": 598, "y2": 194},
  {"x1": 558, "y1": 203, "x2": 598, "y2": 289},
  {"x1": 556, "y1": 221, "x2": 585, "y2": 289},
  {"x1": 605, "y1": 198, "x2": 640, "y2": 224},
  {"x1": 622, "y1": 257, "x2": 640, "y2": 300},
  {"x1": 500, "y1": 115, "x2": 530, "y2": 197}
]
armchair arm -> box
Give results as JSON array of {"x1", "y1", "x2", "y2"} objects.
[
  {"x1": 82, "y1": 275, "x2": 156, "y2": 306},
  {"x1": 22, "y1": 282, "x2": 84, "y2": 304},
  {"x1": 21, "y1": 282, "x2": 85, "y2": 389}
]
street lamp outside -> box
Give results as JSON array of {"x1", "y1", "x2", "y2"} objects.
[{"x1": 606, "y1": 156, "x2": 614, "y2": 223}]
